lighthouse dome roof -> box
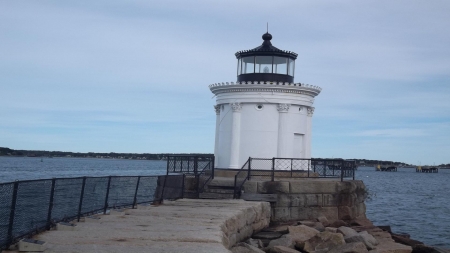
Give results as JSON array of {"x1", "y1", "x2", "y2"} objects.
[{"x1": 235, "y1": 33, "x2": 298, "y2": 60}]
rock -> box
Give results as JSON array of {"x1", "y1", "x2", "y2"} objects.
[
  {"x1": 325, "y1": 227, "x2": 338, "y2": 233},
  {"x1": 288, "y1": 225, "x2": 320, "y2": 237},
  {"x1": 263, "y1": 225, "x2": 290, "y2": 235},
  {"x1": 350, "y1": 218, "x2": 374, "y2": 227},
  {"x1": 317, "y1": 216, "x2": 330, "y2": 227},
  {"x1": 371, "y1": 238, "x2": 412, "y2": 253},
  {"x1": 270, "y1": 245, "x2": 302, "y2": 253},
  {"x1": 231, "y1": 242, "x2": 266, "y2": 253},
  {"x1": 246, "y1": 238, "x2": 264, "y2": 249},
  {"x1": 412, "y1": 245, "x2": 450, "y2": 253},
  {"x1": 288, "y1": 225, "x2": 320, "y2": 249},
  {"x1": 329, "y1": 220, "x2": 348, "y2": 228},
  {"x1": 267, "y1": 234, "x2": 295, "y2": 249},
  {"x1": 303, "y1": 231, "x2": 345, "y2": 252},
  {"x1": 391, "y1": 234, "x2": 423, "y2": 247},
  {"x1": 337, "y1": 226, "x2": 359, "y2": 237},
  {"x1": 299, "y1": 221, "x2": 317, "y2": 227},
  {"x1": 345, "y1": 231, "x2": 378, "y2": 250},
  {"x1": 327, "y1": 242, "x2": 369, "y2": 253},
  {"x1": 253, "y1": 231, "x2": 283, "y2": 240}
]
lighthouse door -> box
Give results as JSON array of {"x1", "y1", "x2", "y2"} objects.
[{"x1": 293, "y1": 133, "x2": 304, "y2": 158}]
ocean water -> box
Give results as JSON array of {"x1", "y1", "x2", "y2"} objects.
[
  {"x1": 0, "y1": 156, "x2": 166, "y2": 183},
  {"x1": 355, "y1": 166, "x2": 450, "y2": 248},
  {"x1": 0, "y1": 157, "x2": 449, "y2": 247}
]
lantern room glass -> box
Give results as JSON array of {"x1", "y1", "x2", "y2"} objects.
[
  {"x1": 255, "y1": 56, "x2": 272, "y2": 73},
  {"x1": 241, "y1": 56, "x2": 255, "y2": 74},
  {"x1": 288, "y1": 58, "x2": 295, "y2": 76},
  {"x1": 274, "y1": 56, "x2": 288, "y2": 75}
]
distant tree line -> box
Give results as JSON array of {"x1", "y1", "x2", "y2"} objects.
[
  {"x1": 0, "y1": 147, "x2": 212, "y2": 160},
  {"x1": 1, "y1": 147, "x2": 448, "y2": 166}
]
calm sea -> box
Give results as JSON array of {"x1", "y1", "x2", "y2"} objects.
[{"x1": 0, "y1": 157, "x2": 449, "y2": 247}]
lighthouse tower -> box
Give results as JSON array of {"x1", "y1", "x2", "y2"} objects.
[{"x1": 210, "y1": 33, "x2": 321, "y2": 169}]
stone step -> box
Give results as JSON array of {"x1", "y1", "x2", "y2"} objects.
[
  {"x1": 199, "y1": 192, "x2": 235, "y2": 199},
  {"x1": 203, "y1": 188, "x2": 235, "y2": 194},
  {"x1": 206, "y1": 177, "x2": 236, "y2": 188}
]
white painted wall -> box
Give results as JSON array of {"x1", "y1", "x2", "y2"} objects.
[{"x1": 211, "y1": 82, "x2": 320, "y2": 169}]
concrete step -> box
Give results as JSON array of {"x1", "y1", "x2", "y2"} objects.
[
  {"x1": 203, "y1": 188, "x2": 235, "y2": 194},
  {"x1": 206, "y1": 177, "x2": 236, "y2": 188},
  {"x1": 199, "y1": 192, "x2": 235, "y2": 199}
]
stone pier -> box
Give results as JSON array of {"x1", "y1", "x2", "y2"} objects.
[{"x1": 5, "y1": 199, "x2": 270, "y2": 253}]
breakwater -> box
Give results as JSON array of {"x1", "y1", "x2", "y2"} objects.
[{"x1": 1, "y1": 157, "x2": 449, "y2": 248}]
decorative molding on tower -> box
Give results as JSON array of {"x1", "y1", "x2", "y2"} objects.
[
  {"x1": 277, "y1": 103, "x2": 290, "y2": 112},
  {"x1": 230, "y1": 102, "x2": 242, "y2": 112},
  {"x1": 209, "y1": 82, "x2": 321, "y2": 97},
  {"x1": 214, "y1": 105, "x2": 221, "y2": 115},
  {"x1": 307, "y1": 107, "x2": 315, "y2": 117}
]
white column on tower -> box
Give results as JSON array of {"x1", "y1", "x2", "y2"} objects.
[
  {"x1": 305, "y1": 106, "x2": 315, "y2": 159},
  {"x1": 277, "y1": 103, "x2": 290, "y2": 159},
  {"x1": 213, "y1": 105, "x2": 221, "y2": 166},
  {"x1": 229, "y1": 102, "x2": 242, "y2": 169}
]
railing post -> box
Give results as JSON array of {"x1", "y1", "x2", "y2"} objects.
[
  {"x1": 233, "y1": 174, "x2": 238, "y2": 199},
  {"x1": 77, "y1": 177, "x2": 87, "y2": 222},
  {"x1": 341, "y1": 167, "x2": 344, "y2": 182},
  {"x1": 211, "y1": 157, "x2": 215, "y2": 179},
  {"x1": 291, "y1": 159, "x2": 293, "y2": 178},
  {"x1": 103, "y1": 176, "x2": 112, "y2": 214},
  {"x1": 181, "y1": 174, "x2": 185, "y2": 199},
  {"x1": 181, "y1": 157, "x2": 184, "y2": 173},
  {"x1": 247, "y1": 157, "x2": 251, "y2": 180},
  {"x1": 353, "y1": 162, "x2": 356, "y2": 180},
  {"x1": 187, "y1": 157, "x2": 190, "y2": 173},
  {"x1": 132, "y1": 176, "x2": 141, "y2": 209},
  {"x1": 7, "y1": 181, "x2": 19, "y2": 246},
  {"x1": 308, "y1": 159, "x2": 310, "y2": 177},
  {"x1": 194, "y1": 156, "x2": 198, "y2": 175},
  {"x1": 323, "y1": 160, "x2": 327, "y2": 177},
  {"x1": 46, "y1": 178, "x2": 56, "y2": 230},
  {"x1": 271, "y1": 158, "x2": 275, "y2": 182},
  {"x1": 166, "y1": 157, "x2": 170, "y2": 175}
]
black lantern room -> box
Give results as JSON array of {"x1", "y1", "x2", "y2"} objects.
[{"x1": 235, "y1": 32, "x2": 298, "y2": 83}]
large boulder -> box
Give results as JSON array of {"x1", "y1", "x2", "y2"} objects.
[
  {"x1": 246, "y1": 238, "x2": 264, "y2": 249},
  {"x1": 327, "y1": 242, "x2": 369, "y2": 253},
  {"x1": 317, "y1": 216, "x2": 330, "y2": 227},
  {"x1": 231, "y1": 242, "x2": 266, "y2": 253},
  {"x1": 302, "y1": 231, "x2": 346, "y2": 252},
  {"x1": 287, "y1": 225, "x2": 320, "y2": 249},
  {"x1": 267, "y1": 234, "x2": 295, "y2": 249},
  {"x1": 337, "y1": 226, "x2": 359, "y2": 238},
  {"x1": 345, "y1": 231, "x2": 378, "y2": 250},
  {"x1": 329, "y1": 220, "x2": 348, "y2": 228}
]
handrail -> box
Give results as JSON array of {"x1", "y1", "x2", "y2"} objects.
[
  {"x1": 196, "y1": 160, "x2": 214, "y2": 194},
  {"x1": 233, "y1": 158, "x2": 250, "y2": 199}
]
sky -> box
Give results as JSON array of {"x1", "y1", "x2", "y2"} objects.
[{"x1": 1, "y1": 1, "x2": 449, "y2": 165}]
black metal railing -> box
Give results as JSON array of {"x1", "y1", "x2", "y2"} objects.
[
  {"x1": 246, "y1": 158, "x2": 355, "y2": 181},
  {"x1": 0, "y1": 174, "x2": 184, "y2": 250},
  {"x1": 166, "y1": 155, "x2": 214, "y2": 176},
  {"x1": 166, "y1": 155, "x2": 214, "y2": 196},
  {"x1": 233, "y1": 158, "x2": 356, "y2": 195}
]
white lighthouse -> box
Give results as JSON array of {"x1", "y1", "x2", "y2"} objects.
[{"x1": 210, "y1": 33, "x2": 321, "y2": 169}]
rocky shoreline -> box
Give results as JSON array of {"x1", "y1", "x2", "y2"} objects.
[{"x1": 231, "y1": 216, "x2": 449, "y2": 253}]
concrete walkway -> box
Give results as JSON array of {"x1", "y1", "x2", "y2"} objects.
[{"x1": 7, "y1": 199, "x2": 270, "y2": 253}]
